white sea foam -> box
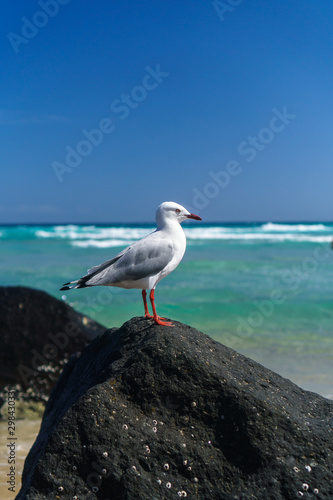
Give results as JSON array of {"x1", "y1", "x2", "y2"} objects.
[
  {"x1": 35, "y1": 226, "x2": 152, "y2": 241},
  {"x1": 72, "y1": 239, "x2": 133, "y2": 248},
  {"x1": 34, "y1": 223, "x2": 333, "y2": 245},
  {"x1": 260, "y1": 222, "x2": 330, "y2": 232},
  {"x1": 35, "y1": 230, "x2": 55, "y2": 238},
  {"x1": 184, "y1": 228, "x2": 332, "y2": 243},
  {"x1": 35, "y1": 226, "x2": 81, "y2": 239}
]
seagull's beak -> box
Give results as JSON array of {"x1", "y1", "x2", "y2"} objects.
[{"x1": 186, "y1": 213, "x2": 202, "y2": 221}]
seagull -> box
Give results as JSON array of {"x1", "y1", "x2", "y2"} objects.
[{"x1": 60, "y1": 201, "x2": 202, "y2": 326}]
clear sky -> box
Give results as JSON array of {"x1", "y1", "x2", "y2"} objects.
[{"x1": 1, "y1": 0, "x2": 332, "y2": 223}]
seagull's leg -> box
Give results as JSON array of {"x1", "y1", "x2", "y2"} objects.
[
  {"x1": 149, "y1": 289, "x2": 173, "y2": 327},
  {"x1": 142, "y1": 289, "x2": 153, "y2": 319}
]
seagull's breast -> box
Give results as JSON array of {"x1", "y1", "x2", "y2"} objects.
[{"x1": 149, "y1": 224, "x2": 187, "y2": 288}]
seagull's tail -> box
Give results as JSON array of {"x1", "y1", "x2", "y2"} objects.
[
  {"x1": 60, "y1": 254, "x2": 122, "y2": 291},
  {"x1": 60, "y1": 277, "x2": 90, "y2": 291}
]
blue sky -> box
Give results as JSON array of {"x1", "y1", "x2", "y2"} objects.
[{"x1": 1, "y1": 0, "x2": 332, "y2": 223}]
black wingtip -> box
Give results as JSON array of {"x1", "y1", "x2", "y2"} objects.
[{"x1": 60, "y1": 286, "x2": 70, "y2": 291}]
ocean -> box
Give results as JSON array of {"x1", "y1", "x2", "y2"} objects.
[{"x1": 1, "y1": 221, "x2": 332, "y2": 399}]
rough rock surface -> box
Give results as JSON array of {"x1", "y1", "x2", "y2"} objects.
[
  {"x1": 17, "y1": 317, "x2": 333, "y2": 500},
  {"x1": 0, "y1": 286, "x2": 105, "y2": 406}
]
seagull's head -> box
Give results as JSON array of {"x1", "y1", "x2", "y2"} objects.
[{"x1": 156, "y1": 202, "x2": 202, "y2": 228}]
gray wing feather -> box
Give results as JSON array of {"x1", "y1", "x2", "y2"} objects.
[{"x1": 85, "y1": 234, "x2": 174, "y2": 286}]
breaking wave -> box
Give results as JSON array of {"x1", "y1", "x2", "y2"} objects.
[{"x1": 0, "y1": 222, "x2": 332, "y2": 246}]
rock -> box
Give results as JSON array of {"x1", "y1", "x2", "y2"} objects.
[
  {"x1": 17, "y1": 317, "x2": 333, "y2": 500},
  {"x1": 0, "y1": 286, "x2": 105, "y2": 410}
]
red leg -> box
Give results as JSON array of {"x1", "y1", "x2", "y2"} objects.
[
  {"x1": 149, "y1": 289, "x2": 173, "y2": 326},
  {"x1": 142, "y1": 289, "x2": 153, "y2": 319}
]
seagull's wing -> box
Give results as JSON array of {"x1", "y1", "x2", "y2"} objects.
[
  {"x1": 87, "y1": 233, "x2": 174, "y2": 286},
  {"x1": 61, "y1": 232, "x2": 174, "y2": 289}
]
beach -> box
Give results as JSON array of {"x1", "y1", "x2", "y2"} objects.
[{"x1": 0, "y1": 419, "x2": 41, "y2": 500}]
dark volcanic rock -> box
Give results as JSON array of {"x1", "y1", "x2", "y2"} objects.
[
  {"x1": 17, "y1": 317, "x2": 333, "y2": 500},
  {"x1": 0, "y1": 286, "x2": 105, "y2": 405}
]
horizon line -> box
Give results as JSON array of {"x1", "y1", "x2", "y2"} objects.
[{"x1": 1, "y1": 220, "x2": 333, "y2": 226}]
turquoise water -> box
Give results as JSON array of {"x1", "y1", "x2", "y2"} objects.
[{"x1": 1, "y1": 222, "x2": 332, "y2": 398}]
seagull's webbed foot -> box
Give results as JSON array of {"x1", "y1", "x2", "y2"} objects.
[
  {"x1": 153, "y1": 316, "x2": 174, "y2": 327},
  {"x1": 145, "y1": 311, "x2": 173, "y2": 325}
]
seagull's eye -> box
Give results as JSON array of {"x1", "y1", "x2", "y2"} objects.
[{"x1": 175, "y1": 209, "x2": 181, "y2": 213}]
